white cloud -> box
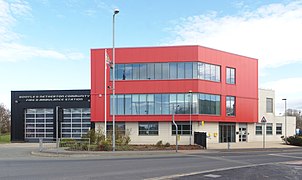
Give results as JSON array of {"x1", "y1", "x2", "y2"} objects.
[
  {"x1": 0, "y1": 0, "x2": 85, "y2": 62},
  {"x1": 0, "y1": 43, "x2": 85, "y2": 61},
  {"x1": 9, "y1": 0, "x2": 32, "y2": 17},
  {"x1": 166, "y1": 1, "x2": 302, "y2": 69},
  {"x1": 83, "y1": 9, "x2": 97, "y2": 17},
  {"x1": 165, "y1": 1, "x2": 302, "y2": 113}
]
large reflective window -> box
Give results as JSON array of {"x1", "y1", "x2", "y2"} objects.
[
  {"x1": 216, "y1": 66, "x2": 220, "y2": 82},
  {"x1": 226, "y1": 67, "x2": 235, "y2": 84},
  {"x1": 172, "y1": 122, "x2": 191, "y2": 135},
  {"x1": 184, "y1": 93, "x2": 191, "y2": 114},
  {"x1": 132, "y1": 64, "x2": 140, "y2": 80},
  {"x1": 125, "y1": 95, "x2": 132, "y2": 115},
  {"x1": 154, "y1": 63, "x2": 162, "y2": 80},
  {"x1": 169, "y1": 63, "x2": 177, "y2": 79},
  {"x1": 139, "y1": 122, "x2": 158, "y2": 135},
  {"x1": 107, "y1": 122, "x2": 125, "y2": 135},
  {"x1": 110, "y1": 95, "x2": 117, "y2": 115},
  {"x1": 210, "y1": 95, "x2": 216, "y2": 114},
  {"x1": 216, "y1": 95, "x2": 221, "y2": 115},
  {"x1": 184, "y1": 62, "x2": 193, "y2": 79},
  {"x1": 211, "y1": 65, "x2": 216, "y2": 81},
  {"x1": 117, "y1": 95, "x2": 124, "y2": 115},
  {"x1": 154, "y1": 94, "x2": 161, "y2": 114},
  {"x1": 112, "y1": 62, "x2": 221, "y2": 82},
  {"x1": 111, "y1": 93, "x2": 220, "y2": 115},
  {"x1": 139, "y1": 64, "x2": 147, "y2": 80},
  {"x1": 116, "y1": 64, "x2": 125, "y2": 80},
  {"x1": 125, "y1": 64, "x2": 133, "y2": 80},
  {"x1": 176, "y1": 94, "x2": 185, "y2": 114},
  {"x1": 205, "y1": 64, "x2": 211, "y2": 80},
  {"x1": 147, "y1": 94, "x2": 154, "y2": 114},
  {"x1": 192, "y1": 94, "x2": 198, "y2": 114},
  {"x1": 199, "y1": 94, "x2": 205, "y2": 114},
  {"x1": 177, "y1": 63, "x2": 185, "y2": 79},
  {"x1": 147, "y1": 63, "x2": 155, "y2": 80},
  {"x1": 162, "y1": 63, "x2": 169, "y2": 79},
  {"x1": 226, "y1": 96, "x2": 235, "y2": 116},
  {"x1": 199, "y1": 93, "x2": 220, "y2": 115},
  {"x1": 131, "y1": 95, "x2": 139, "y2": 115},
  {"x1": 139, "y1": 94, "x2": 147, "y2": 114},
  {"x1": 162, "y1": 94, "x2": 170, "y2": 114},
  {"x1": 169, "y1": 94, "x2": 177, "y2": 113},
  {"x1": 205, "y1": 94, "x2": 211, "y2": 114},
  {"x1": 198, "y1": 63, "x2": 205, "y2": 79},
  {"x1": 193, "y1": 62, "x2": 198, "y2": 79}
]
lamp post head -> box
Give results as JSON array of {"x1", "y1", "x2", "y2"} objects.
[
  {"x1": 114, "y1": 8, "x2": 119, "y2": 15},
  {"x1": 282, "y1": 98, "x2": 287, "y2": 101}
]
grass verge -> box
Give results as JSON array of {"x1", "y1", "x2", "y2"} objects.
[{"x1": 0, "y1": 134, "x2": 10, "y2": 143}]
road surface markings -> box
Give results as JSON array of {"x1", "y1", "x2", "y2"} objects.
[
  {"x1": 144, "y1": 162, "x2": 275, "y2": 180},
  {"x1": 269, "y1": 153, "x2": 302, "y2": 159},
  {"x1": 204, "y1": 174, "x2": 222, "y2": 178}
]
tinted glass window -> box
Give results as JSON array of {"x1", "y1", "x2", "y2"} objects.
[
  {"x1": 147, "y1": 63, "x2": 155, "y2": 80},
  {"x1": 169, "y1": 63, "x2": 177, "y2": 79},
  {"x1": 198, "y1": 63, "x2": 205, "y2": 79},
  {"x1": 177, "y1": 62, "x2": 185, "y2": 79},
  {"x1": 124, "y1": 64, "x2": 133, "y2": 80},
  {"x1": 184, "y1": 62, "x2": 193, "y2": 79},
  {"x1": 192, "y1": 62, "x2": 198, "y2": 79},
  {"x1": 116, "y1": 64, "x2": 124, "y2": 80},
  {"x1": 139, "y1": 94, "x2": 147, "y2": 114},
  {"x1": 125, "y1": 95, "x2": 132, "y2": 115},
  {"x1": 132, "y1": 64, "x2": 140, "y2": 80},
  {"x1": 176, "y1": 94, "x2": 185, "y2": 114},
  {"x1": 147, "y1": 94, "x2": 154, "y2": 114},
  {"x1": 139, "y1": 64, "x2": 147, "y2": 80},
  {"x1": 154, "y1": 63, "x2": 162, "y2": 80},
  {"x1": 162, "y1": 63, "x2": 169, "y2": 79},
  {"x1": 162, "y1": 94, "x2": 170, "y2": 114},
  {"x1": 154, "y1": 94, "x2": 161, "y2": 114},
  {"x1": 117, "y1": 95, "x2": 124, "y2": 115},
  {"x1": 132, "y1": 95, "x2": 139, "y2": 115}
]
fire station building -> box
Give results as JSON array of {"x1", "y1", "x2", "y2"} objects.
[{"x1": 11, "y1": 45, "x2": 296, "y2": 144}]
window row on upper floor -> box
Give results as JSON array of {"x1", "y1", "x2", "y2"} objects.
[
  {"x1": 110, "y1": 93, "x2": 236, "y2": 116},
  {"x1": 110, "y1": 62, "x2": 222, "y2": 83}
]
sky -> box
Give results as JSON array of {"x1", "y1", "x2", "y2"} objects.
[{"x1": 0, "y1": 0, "x2": 302, "y2": 115}]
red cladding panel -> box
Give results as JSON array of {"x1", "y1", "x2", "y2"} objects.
[{"x1": 91, "y1": 45, "x2": 258, "y2": 123}]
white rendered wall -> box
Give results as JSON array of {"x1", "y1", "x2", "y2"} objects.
[{"x1": 95, "y1": 122, "x2": 219, "y2": 145}]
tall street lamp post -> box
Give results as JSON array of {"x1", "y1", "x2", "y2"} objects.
[
  {"x1": 188, "y1": 90, "x2": 192, "y2": 145},
  {"x1": 172, "y1": 104, "x2": 179, "y2": 152},
  {"x1": 112, "y1": 8, "x2": 119, "y2": 152},
  {"x1": 282, "y1": 98, "x2": 287, "y2": 144}
]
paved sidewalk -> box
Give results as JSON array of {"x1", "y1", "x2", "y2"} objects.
[{"x1": 206, "y1": 141, "x2": 297, "y2": 150}]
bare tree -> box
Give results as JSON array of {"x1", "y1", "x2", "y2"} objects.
[{"x1": 0, "y1": 103, "x2": 11, "y2": 134}]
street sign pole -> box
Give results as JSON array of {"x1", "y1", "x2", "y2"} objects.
[
  {"x1": 263, "y1": 123, "x2": 266, "y2": 148},
  {"x1": 261, "y1": 116, "x2": 267, "y2": 149}
]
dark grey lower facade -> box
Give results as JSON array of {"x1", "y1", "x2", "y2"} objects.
[{"x1": 11, "y1": 90, "x2": 93, "y2": 142}]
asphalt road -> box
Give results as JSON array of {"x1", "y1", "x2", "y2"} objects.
[{"x1": 0, "y1": 144, "x2": 302, "y2": 180}]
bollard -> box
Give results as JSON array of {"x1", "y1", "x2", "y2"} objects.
[
  {"x1": 227, "y1": 141, "x2": 230, "y2": 150},
  {"x1": 39, "y1": 138, "x2": 43, "y2": 152}
]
